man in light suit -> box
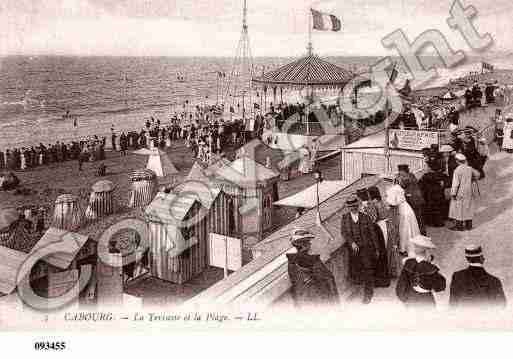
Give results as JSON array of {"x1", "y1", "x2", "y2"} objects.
[{"x1": 448, "y1": 153, "x2": 480, "y2": 231}]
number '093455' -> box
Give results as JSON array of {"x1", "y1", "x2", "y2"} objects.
[{"x1": 34, "y1": 342, "x2": 66, "y2": 351}]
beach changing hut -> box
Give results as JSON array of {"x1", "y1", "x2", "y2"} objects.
[
  {"x1": 85, "y1": 180, "x2": 116, "y2": 220},
  {"x1": 0, "y1": 227, "x2": 96, "y2": 303},
  {"x1": 52, "y1": 194, "x2": 83, "y2": 231},
  {"x1": 144, "y1": 163, "x2": 230, "y2": 284},
  {"x1": 127, "y1": 169, "x2": 158, "y2": 208},
  {"x1": 0, "y1": 206, "x2": 18, "y2": 242},
  {"x1": 133, "y1": 148, "x2": 178, "y2": 178},
  {"x1": 213, "y1": 155, "x2": 280, "y2": 239}
]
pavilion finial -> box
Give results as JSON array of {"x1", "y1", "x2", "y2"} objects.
[{"x1": 307, "y1": 7, "x2": 313, "y2": 56}]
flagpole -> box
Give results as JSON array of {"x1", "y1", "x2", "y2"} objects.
[{"x1": 307, "y1": 7, "x2": 313, "y2": 55}]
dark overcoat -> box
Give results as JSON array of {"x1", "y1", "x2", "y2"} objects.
[
  {"x1": 341, "y1": 212, "x2": 378, "y2": 284},
  {"x1": 287, "y1": 253, "x2": 339, "y2": 307},
  {"x1": 396, "y1": 258, "x2": 446, "y2": 307},
  {"x1": 449, "y1": 266, "x2": 506, "y2": 309}
]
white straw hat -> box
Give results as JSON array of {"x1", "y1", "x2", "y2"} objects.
[{"x1": 410, "y1": 235, "x2": 436, "y2": 249}]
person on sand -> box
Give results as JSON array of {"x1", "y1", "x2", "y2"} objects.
[
  {"x1": 110, "y1": 127, "x2": 117, "y2": 152},
  {"x1": 78, "y1": 147, "x2": 88, "y2": 171}
]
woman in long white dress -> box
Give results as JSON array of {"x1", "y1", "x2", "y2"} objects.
[
  {"x1": 502, "y1": 118, "x2": 513, "y2": 151},
  {"x1": 20, "y1": 150, "x2": 27, "y2": 170},
  {"x1": 385, "y1": 184, "x2": 420, "y2": 257}
]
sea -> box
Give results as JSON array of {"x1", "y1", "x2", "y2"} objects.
[{"x1": 1, "y1": 55, "x2": 511, "y2": 149}]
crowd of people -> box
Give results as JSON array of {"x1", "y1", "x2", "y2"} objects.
[
  {"x1": 0, "y1": 101, "x2": 269, "y2": 183},
  {"x1": 124, "y1": 108, "x2": 265, "y2": 165},
  {"x1": 288, "y1": 178, "x2": 506, "y2": 309},
  {"x1": 286, "y1": 99, "x2": 506, "y2": 309},
  {"x1": 0, "y1": 137, "x2": 107, "y2": 173}
]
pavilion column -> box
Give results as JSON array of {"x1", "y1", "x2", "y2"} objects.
[
  {"x1": 273, "y1": 87, "x2": 277, "y2": 106},
  {"x1": 264, "y1": 87, "x2": 267, "y2": 112},
  {"x1": 280, "y1": 88, "x2": 283, "y2": 104}
]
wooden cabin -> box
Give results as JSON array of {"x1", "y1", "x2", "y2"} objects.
[
  {"x1": 0, "y1": 227, "x2": 96, "y2": 306},
  {"x1": 212, "y1": 155, "x2": 280, "y2": 240},
  {"x1": 144, "y1": 164, "x2": 230, "y2": 284}
]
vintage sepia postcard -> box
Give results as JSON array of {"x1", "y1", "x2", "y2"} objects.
[{"x1": 1, "y1": 0, "x2": 513, "y2": 354}]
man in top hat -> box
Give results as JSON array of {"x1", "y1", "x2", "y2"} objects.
[
  {"x1": 396, "y1": 235, "x2": 446, "y2": 308},
  {"x1": 396, "y1": 164, "x2": 426, "y2": 235},
  {"x1": 448, "y1": 153, "x2": 480, "y2": 231},
  {"x1": 341, "y1": 195, "x2": 379, "y2": 304},
  {"x1": 286, "y1": 228, "x2": 339, "y2": 308},
  {"x1": 449, "y1": 245, "x2": 506, "y2": 309}
]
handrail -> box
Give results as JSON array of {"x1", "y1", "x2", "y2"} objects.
[
  {"x1": 340, "y1": 146, "x2": 384, "y2": 151},
  {"x1": 391, "y1": 127, "x2": 450, "y2": 132}
]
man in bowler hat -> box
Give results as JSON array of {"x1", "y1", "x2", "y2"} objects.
[{"x1": 341, "y1": 195, "x2": 379, "y2": 304}]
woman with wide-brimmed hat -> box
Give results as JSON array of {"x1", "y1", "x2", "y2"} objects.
[{"x1": 286, "y1": 228, "x2": 339, "y2": 308}]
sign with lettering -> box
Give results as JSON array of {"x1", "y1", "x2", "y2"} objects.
[
  {"x1": 389, "y1": 129, "x2": 439, "y2": 151},
  {"x1": 209, "y1": 234, "x2": 242, "y2": 271}
]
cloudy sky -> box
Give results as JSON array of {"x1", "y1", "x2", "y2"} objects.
[{"x1": 1, "y1": 0, "x2": 513, "y2": 57}]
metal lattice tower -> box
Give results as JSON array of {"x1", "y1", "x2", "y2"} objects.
[{"x1": 223, "y1": 0, "x2": 255, "y2": 120}]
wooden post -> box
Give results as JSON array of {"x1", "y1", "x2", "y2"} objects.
[
  {"x1": 224, "y1": 237, "x2": 228, "y2": 279},
  {"x1": 264, "y1": 87, "x2": 267, "y2": 112},
  {"x1": 384, "y1": 125, "x2": 390, "y2": 175},
  {"x1": 341, "y1": 148, "x2": 346, "y2": 181}
]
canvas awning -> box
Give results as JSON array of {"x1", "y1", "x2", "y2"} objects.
[
  {"x1": 31, "y1": 228, "x2": 89, "y2": 270},
  {"x1": 273, "y1": 180, "x2": 350, "y2": 209},
  {"x1": 215, "y1": 156, "x2": 280, "y2": 188},
  {"x1": 145, "y1": 192, "x2": 197, "y2": 224},
  {"x1": 175, "y1": 162, "x2": 221, "y2": 209},
  {"x1": 252, "y1": 54, "x2": 354, "y2": 89}
]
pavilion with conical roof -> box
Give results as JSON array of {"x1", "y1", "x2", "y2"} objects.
[{"x1": 252, "y1": 53, "x2": 354, "y2": 90}]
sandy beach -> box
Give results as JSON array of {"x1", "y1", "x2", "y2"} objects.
[{"x1": 1, "y1": 68, "x2": 511, "y2": 243}]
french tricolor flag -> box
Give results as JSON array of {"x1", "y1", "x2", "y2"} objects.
[{"x1": 311, "y1": 9, "x2": 342, "y2": 32}]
